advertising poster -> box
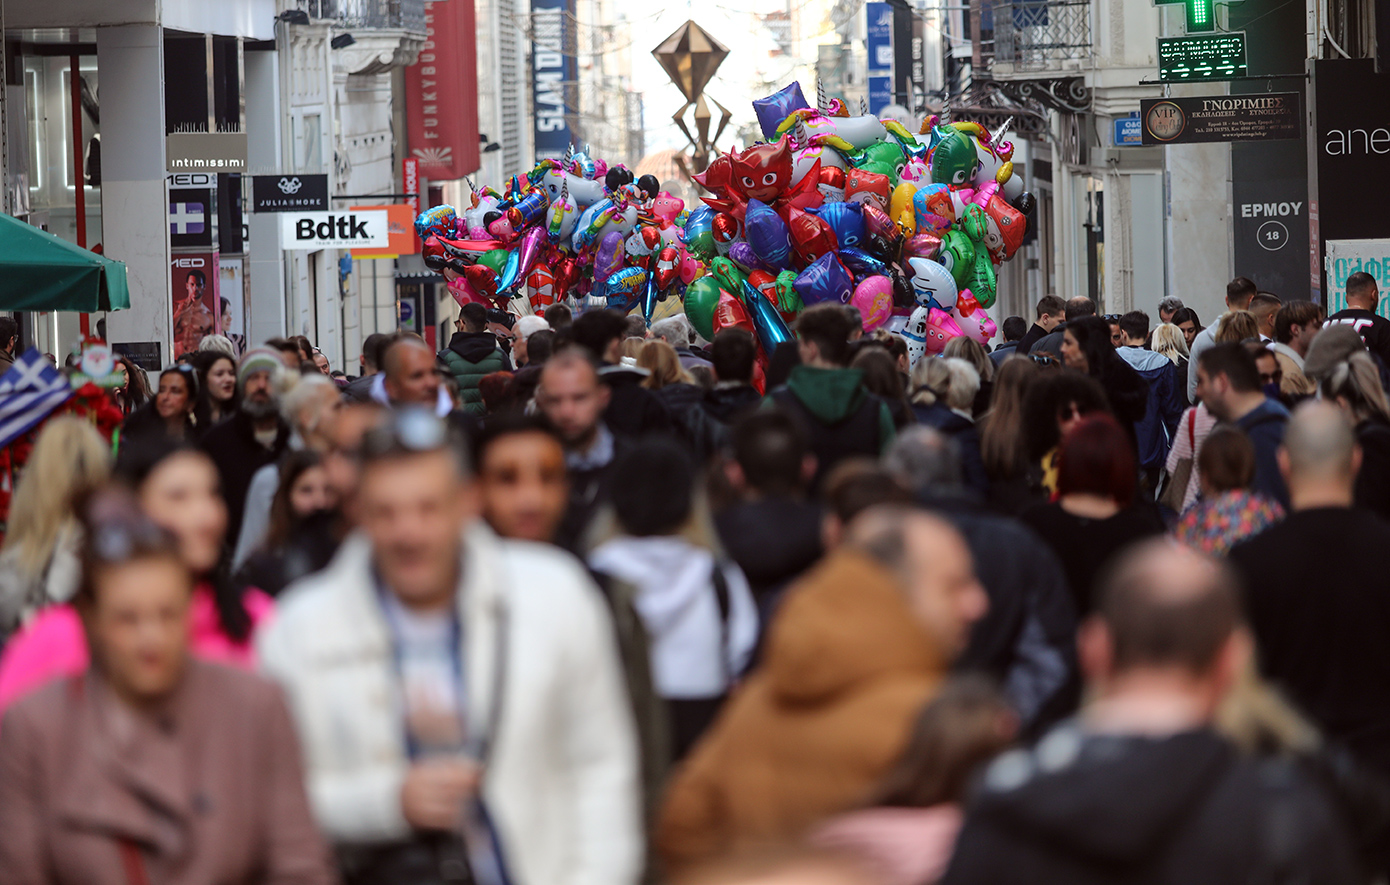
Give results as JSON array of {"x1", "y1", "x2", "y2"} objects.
[{"x1": 170, "y1": 251, "x2": 220, "y2": 358}]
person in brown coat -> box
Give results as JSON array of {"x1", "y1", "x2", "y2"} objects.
[
  {"x1": 0, "y1": 490, "x2": 335, "y2": 885},
  {"x1": 657, "y1": 505, "x2": 988, "y2": 873}
]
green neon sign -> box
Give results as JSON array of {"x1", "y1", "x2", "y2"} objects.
[
  {"x1": 1155, "y1": 0, "x2": 1215, "y2": 32},
  {"x1": 1157, "y1": 33, "x2": 1248, "y2": 81}
]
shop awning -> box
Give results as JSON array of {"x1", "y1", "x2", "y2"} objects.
[{"x1": 0, "y1": 213, "x2": 131, "y2": 312}]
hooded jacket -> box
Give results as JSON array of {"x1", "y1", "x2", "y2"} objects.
[
  {"x1": 1116, "y1": 346, "x2": 1185, "y2": 470},
  {"x1": 588, "y1": 536, "x2": 758, "y2": 700},
  {"x1": 439, "y1": 330, "x2": 511, "y2": 414},
  {"x1": 942, "y1": 727, "x2": 1359, "y2": 885},
  {"x1": 657, "y1": 549, "x2": 948, "y2": 871},
  {"x1": 769, "y1": 365, "x2": 896, "y2": 488}
]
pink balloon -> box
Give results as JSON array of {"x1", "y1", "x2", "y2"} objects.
[
  {"x1": 679, "y1": 252, "x2": 702, "y2": 285},
  {"x1": 851, "y1": 275, "x2": 894, "y2": 332},
  {"x1": 447, "y1": 275, "x2": 489, "y2": 307}
]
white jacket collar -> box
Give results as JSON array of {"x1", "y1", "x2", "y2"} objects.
[{"x1": 1269, "y1": 341, "x2": 1305, "y2": 370}]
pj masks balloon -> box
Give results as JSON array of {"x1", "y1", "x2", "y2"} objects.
[
  {"x1": 793, "y1": 252, "x2": 855, "y2": 307},
  {"x1": 787, "y1": 208, "x2": 839, "y2": 267},
  {"x1": 745, "y1": 198, "x2": 793, "y2": 270},
  {"x1": 808, "y1": 202, "x2": 866, "y2": 250},
  {"x1": 728, "y1": 137, "x2": 796, "y2": 204}
]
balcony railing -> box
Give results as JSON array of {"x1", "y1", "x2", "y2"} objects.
[
  {"x1": 293, "y1": 0, "x2": 427, "y2": 33},
  {"x1": 993, "y1": 0, "x2": 1093, "y2": 73}
]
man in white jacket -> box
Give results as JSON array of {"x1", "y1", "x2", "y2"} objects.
[{"x1": 258, "y1": 408, "x2": 642, "y2": 885}]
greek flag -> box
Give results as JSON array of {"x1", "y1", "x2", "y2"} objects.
[{"x1": 0, "y1": 349, "x2": 74, "y2": 450}]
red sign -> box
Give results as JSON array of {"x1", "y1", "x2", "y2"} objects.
[
  {"x1": 405, "y1": 0, "x2": 480, "y2": 181},
  {"x1": 403, "y1": 158, "x2": 421, "y2": 251}
]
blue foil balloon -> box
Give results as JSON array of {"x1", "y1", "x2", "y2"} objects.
[
  {"x1": 752, "y1": 82, "x2": 810, "y2": 140},
  {"x1": 808, "y1": 202, "x2": 866, "y2": 250},
  {"x1": 793, "y1": 252, "x2": 856, "y2": 307},
  {"x1": 598, "y1": 266, "x2": 647, "y2": 314},
  {"x1": 741, "y1": 280, "x2": 794, "y2": 353},
  {"x1": 745, "y1": 198, "x2": 793, "y2": 270},
  {"x1": 642, "y1": 254, "x2": 660, "y2": 324},
  {"x1": 497, "y1": 249, "x2": 521, "y2": 292},
  {"x1": 837, "y1": 246, "x2": 889, "y2": 278}
]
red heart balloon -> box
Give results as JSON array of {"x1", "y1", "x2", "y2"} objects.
[{"x1": 956, "y1": 293, "x2": 980, "y2": 317}]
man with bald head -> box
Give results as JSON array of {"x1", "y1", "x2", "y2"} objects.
[
  {"x1": 372, "y1": 334, "x2": 451, "y2": 416},
  {"x1": 659, "y1": 505, "x2": 987, "y2": 872},
  {"x1": 942, "y1": 540, "x2": 1360, "y2": 884},
  {"x1": 1229, "y1": 400, "x2": 1390, "y2": 778}
]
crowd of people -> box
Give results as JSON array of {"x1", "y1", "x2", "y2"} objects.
[{"x1": 1, "y1": 272, "x2": 1389, "y2": 885}]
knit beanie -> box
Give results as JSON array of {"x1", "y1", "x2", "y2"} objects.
[
  {"x1": 1302, "y1": 325, "x2": 1366, "y2": 383},
  {"x1": 238, "y1": 346, "x2": 284, "y2": 387}
]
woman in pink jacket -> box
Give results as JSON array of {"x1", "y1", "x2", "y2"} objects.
[{"x1": 0, "y1": 440, "x2": 272, "y2": 715}]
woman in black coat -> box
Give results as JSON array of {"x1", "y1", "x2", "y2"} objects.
[{"x1": 1060, "y1": 315, "x2": 1148, "y2": 448}]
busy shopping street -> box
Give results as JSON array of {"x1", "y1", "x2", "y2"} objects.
[{"x1": 0, "y1": 0, "x2": 1388, "y2": 882}]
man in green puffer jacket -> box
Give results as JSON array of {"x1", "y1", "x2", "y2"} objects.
[{"x1": 439, "y1": 302, "x2": 513, "y2": 414}]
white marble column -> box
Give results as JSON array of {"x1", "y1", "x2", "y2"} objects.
[{"x1": 96, "y1": 25, "x2": 172, "y2": 360}]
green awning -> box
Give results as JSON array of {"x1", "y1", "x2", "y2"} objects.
[{"x1": 0, "y1": 213, "x2": 131, "y2": 312}]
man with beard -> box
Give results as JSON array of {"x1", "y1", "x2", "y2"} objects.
[
  {"x1": 536, "y1": 350, "x2": 626, "y2": 551},
  {"x1": 201, "y1": 347, "x2": 292, "y2": 550}
]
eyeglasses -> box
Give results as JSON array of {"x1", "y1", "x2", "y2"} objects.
[
  {"x1": 1030, "y1": 353, "x2": 1059, "y2": 367},
  {"x1": 1102, "y1": 314, "x2": 1122, "y2": 322},
  {"x1": 1259, "y1": 368, "x2": 1284, "y2": 385}
]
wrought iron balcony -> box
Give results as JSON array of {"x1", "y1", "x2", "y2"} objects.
[
  {"x1": 291, "y1": 0, "x2": 427, "y2": 33},
  {"x1": 992, "y1": 0, "x2": 1093, "y2": 75}
]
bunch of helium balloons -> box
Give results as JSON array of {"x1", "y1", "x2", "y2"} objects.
[{"x1": 417, "y1": 79, "x2": 1034, "y2": 369}]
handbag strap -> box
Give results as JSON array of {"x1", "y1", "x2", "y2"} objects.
[
  {"x1": 1188, "y1": 408, "x2": 1196, "y2": 450},
  {"x1": 710, "y1": 559, "x2": 733, "y2": 686}
]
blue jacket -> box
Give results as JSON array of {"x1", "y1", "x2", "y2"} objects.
[
  {"x1": 1235, "y1": 398, "x2": 1291, "y2": 509},
  {"x1": 1116, "y1": 347, "x2": 1185, "y2": 470}
]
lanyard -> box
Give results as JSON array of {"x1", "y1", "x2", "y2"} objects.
[{"x1": 374, "y1": 569, "x2": 510, "y2": 764}]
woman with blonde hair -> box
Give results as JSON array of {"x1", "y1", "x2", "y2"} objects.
[
  {"x1": 0, "y1": 417, "x2": 112, "y2": 642},
  {"x1": 640, "y1": 339, "x2": 705, "y2": 415},
  {"x1": 910, "y1": 357, "x2": 987, "y2": 494},
  {"x1": 1151, "y1": 322, "x2": 1193, "y2": 406}
]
